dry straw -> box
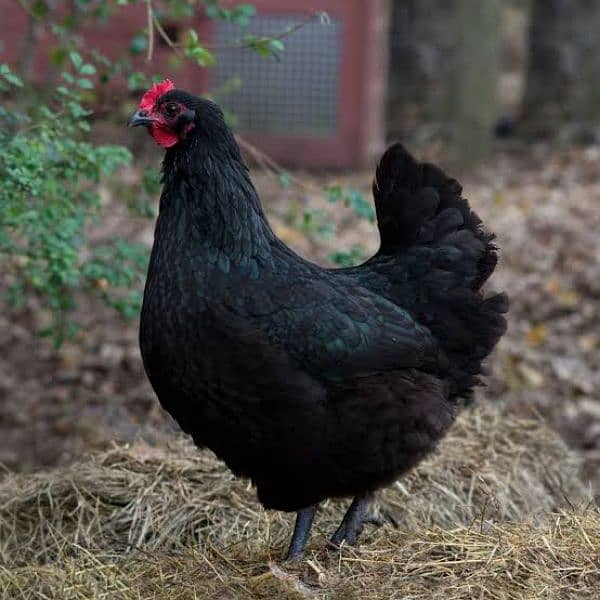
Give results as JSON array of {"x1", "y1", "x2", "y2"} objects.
[{"x1": 1, "y1": 404, "x2": 598, "y2": 599}]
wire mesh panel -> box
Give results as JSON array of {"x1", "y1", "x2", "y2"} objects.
[
  {"x1": 213, "y1": 16, "x2": 342, "y2": 138},
  {"x1": 1, "y1": 0, "x2": 386, "y2": 168}
]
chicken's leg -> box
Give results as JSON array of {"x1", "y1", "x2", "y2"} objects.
[
  {"x1": 329, "y1": 493, "x2": 381, "y2": 547},
  {"x1": 285, "y1": 504, "x2": 318, "y2": 560}
]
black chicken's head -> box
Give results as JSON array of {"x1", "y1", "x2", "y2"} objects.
[{"x1": 127, "y1": 79, "x2": 224, "y2": 149}]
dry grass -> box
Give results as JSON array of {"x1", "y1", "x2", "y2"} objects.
[{"x1": 0, "y1": 404, "x2": 597, "y2": 599}]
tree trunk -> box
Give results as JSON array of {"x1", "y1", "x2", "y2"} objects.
[
  {"x1": 387, "y1": 0, "x2": 458, "y2": 138},
  {"x1": 447, "y1": 0, "x2": 501, "y2": 165},
  {"x1": 388, "y1": 0, "x2": 501, "y2": 165},
  {"x1": 522, "y1": 0, "x2": 600, "y2": 136}
]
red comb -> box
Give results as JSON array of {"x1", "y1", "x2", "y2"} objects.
[{"x1": 139, "y1": 78, "x2": 175, "y2": 111}]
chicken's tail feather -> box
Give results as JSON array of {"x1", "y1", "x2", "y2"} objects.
[
  {"x1": 373, "y1": 143, "x2": 496, "y2": 287},
  {"x1": 370, "y1": 143, "x2": 508, "y2": 401}
]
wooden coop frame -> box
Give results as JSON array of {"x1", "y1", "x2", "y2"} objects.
[
  {"x1": 2, "y1": 0, "x2": 388, "y2": 169},
  {"x1": 198, "y1": 0, "x2": 389, "y2": 169}
]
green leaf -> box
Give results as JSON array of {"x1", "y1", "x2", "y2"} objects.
[
  {"x1": 127, "y1": 72, "x2": 148, "y2": 91},
  {"x1": 268, "y1": 39, "x2": 285, "y2": 53},
  {"x1": 31, "y1": 0, "x2": 49, "y2": 19},
  {"x1": 279, "y1": 173, "x2": 292, "y2": 188},
  {"x1": 184, "y1": 46, "x2": 215, "y2": 67},
  {"x1": 205, "y1": 5, "x2": 219, "y2": 19},
  {"x1": 69, "y1": 51, "x2": 82, "y2": 70},
  {"x1": 3, "y1": 72, "x2": 24, "y2": 87},
  {"x1": 187, "y1": 29, "x2": 199, "y2": 45},
  {"x1": 80, "y1": 63, "x2": 96, "y2": 75},
  {"x1": 328, "y1": 246, "x2": 366, "y2": 267},
  {"x1": 0, "y1": 63, "x2": 24, "y2": 87},
  {"x1": 231, "y1": 3, "x2": 256, "y2": 26},
  {"x1": 129, "y1": 35, "x2": 147, "y2": 55},
  {"x1": 50, "y1": 47, "x2": 68, "y2": 66},
  {"x1": 326, "y1": 186, "x2": 375, "y2": 222},
  {"x1": 77, "y1": 78, "x2": 93, "y2": 89}
]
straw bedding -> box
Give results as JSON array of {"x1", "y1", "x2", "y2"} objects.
[{"x1": 1, "y1": 404, "x2": 597, "y2": 599}]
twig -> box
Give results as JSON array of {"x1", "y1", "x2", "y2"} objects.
[
  {"x1": 235, "y1": 135, "x2": 284, "y2": 176},
  {"x1": 145, "y1": 2, "x2": 327, "y2": 56},
  {"x1": 235, "y1": 135, "x2": 321, "y2": 195},
  {"x1": 145, "y1": 0, "x2": 155, "y2": 62},
  {"x1": 271, "y1": 11, "x2": 328, "y2": 42},
  {"x1": 144, "y1": 3, "x2": 327, "y2": 197},
  {"x1": 208, "y1": 11, "x2": 328, "y2": 51},
  {"x1": 152, "y1": 13, "x2": 184, "y2": 55},
  {"x1": 15, "y1": 0, "x2": 35, "y2": 17}
]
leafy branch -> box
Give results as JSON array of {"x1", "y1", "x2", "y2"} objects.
[
  {"x1": 143, "y1": 1, "x2": 328, "y2": 65},
  {"x1": 0, "y1": 0, "x2": 370, "y2": 347}
]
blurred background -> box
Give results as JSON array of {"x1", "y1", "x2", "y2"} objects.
[{"x1": 0, "y1": 0, "x2": 598, "y2": 495}]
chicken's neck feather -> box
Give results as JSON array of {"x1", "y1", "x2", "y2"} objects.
[{"x1": 158, "y1": 129, "x2": 275, "y2": 267}]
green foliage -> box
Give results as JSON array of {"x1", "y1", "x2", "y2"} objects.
[
  {"x1": 184, "y1": 29, "x2": 216, "y2": 67},
  {"x1": 300, "y1": 208, "x2": 335, "y2": 239},
  {"x1": 328, "y1": 246, "x2": 367, "y2": 267},
  {"x1": 278, "y1": 173, "x2": 292, "y2": 188},
  {"x1": 321, "y1": 186, "x2": 374, "y2": 266},
  {"x1": 0, "y1": 0, "x2": 280, "y2": 344},
  {"x1": 243, "y1": 35, "x2": 285, "y2": 58},
  {"x1": 0, "y1": 64, "x2": 24, "y2": 88},
  {"x1": 0, "y1": 62, "x2": 132, "y2": 343},
  {"x1": 0, "y1": 1, "x2": 351, "y2": 345},
  {"x1": 326, "y1": 186, "x2": 375, "y2": 223},
  {"x1": 204, "y1": 1, "x2": 256, "y2": 25},
  {"x1": 82, "y1": 239, "x2": 148, "y2": 321},
  {"x1": 281, "y1": 184, "x2": 373, "y2": 268}
]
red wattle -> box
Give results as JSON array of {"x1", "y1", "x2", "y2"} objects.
[{"x1": 148, "y1": 125, "x2": 179, "y2": 148}]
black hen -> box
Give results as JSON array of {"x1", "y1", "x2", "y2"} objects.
[{"x1": 128, "y1": 81, "x2": 508, "y2": 559}]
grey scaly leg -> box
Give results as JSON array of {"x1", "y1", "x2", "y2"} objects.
[{"x1": 285, "y1": 504, "x2": 318, "y2": 560}]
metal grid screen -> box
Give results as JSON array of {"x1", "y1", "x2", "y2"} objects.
[{"x1": 213, "y1": 16, "x2": 342, "y2": 137}]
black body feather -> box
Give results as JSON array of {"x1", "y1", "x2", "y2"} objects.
[{"x1": 139, "y1": 93, "x2": 507, "y2": 512}]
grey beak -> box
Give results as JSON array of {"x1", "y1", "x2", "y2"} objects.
[{"x1": 127, "y1": 110, "x2": 154, "y2": 127}]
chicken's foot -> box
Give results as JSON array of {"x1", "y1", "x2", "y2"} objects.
[{"x1": 329, "y1": 492, "x2": 382, "y2": 547}]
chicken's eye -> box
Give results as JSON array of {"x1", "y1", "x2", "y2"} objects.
[{"x1": 164, "y1": 102, "x2": 179, "y2": 117}]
